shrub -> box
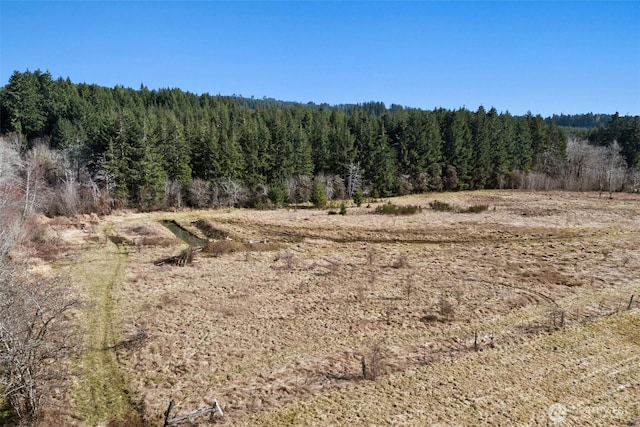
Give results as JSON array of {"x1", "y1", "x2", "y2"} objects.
[
  {"x1": 375, "y1": 202, "x2": 421, "y2": 215},
  {"x1": 438, "y1": 297, "x2": 455, "y2": 320},
  {"x1": 339, "y1": 202, "x2": 347, "y2": 215},
  {"x1": 0, "y1": 262, "x2": 80, "y2": 422},
  {"x1": 310, "y1": 180, "x2": 327, "y2": 209},
  {"x1": 429, "y1": 200, "x2": 454, "y2": 212},
  {"x1": 0, "y1": 399, "x2": 14, "y2": 425},
  {"x1": 362, "y1": 343, "x2": 387, "y2": 380},
  {"x1": 429, "y1": 200, "x2": 489, "y2": 214},
  {"x1": 268, "y1": 184, "x2": 288, "y2": 206},
  {"x1": 460, "y1": 204, "x2": 489, "y2": 214},
  {"x1": 286, "y1": 175, "x2": 312, "y2": 204},
  {"x1": 353, "y1": 187, "x2": 364, "y2": 207}
]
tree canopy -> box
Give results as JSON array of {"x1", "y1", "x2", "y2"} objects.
[{"x1": 2, "y1": 70, "x2": 635, "y2": 210}]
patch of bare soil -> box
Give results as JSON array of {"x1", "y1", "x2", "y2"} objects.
[{"x1": 54, "y1": 191, "x2": 640, "y2": 425}]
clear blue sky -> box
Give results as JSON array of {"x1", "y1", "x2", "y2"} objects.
[{"x1": 1, "y1": 1, "x2": 639, "y2": 116}]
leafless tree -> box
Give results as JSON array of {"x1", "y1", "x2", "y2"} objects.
[
  {"x1": 187, "y1": 178, "x2": 211, "y2": 208},
  {"x1": 49, "y1": 171, "x2": 81, "y2": 217},
  {"x1": 362, "y1": 342, "x2": 387, "y2": 380},
  {"x1": 0, "y1": 137, "x2": 22, "y2": 182},
  {"x1": 0, "y1": 262, "x2": 80, "y2": 422},
  {"x1": 286, "y1": 175, "x2": 312, "y2": 203},
  {"x1": 397, "y1": 174, "x2": 413, "y2": 196},
  {"x1": 603, "y1": 141, "x2": 626, "y2": 196},
  {"x1": 564, "y1": 138, "x2": 613, "y2": 191},
  {"x1": 331, "y1": 174, "x2": 347, "y2": 200},
  {"x1": 164, "y1": 179, "x2": 183, "y2": 209},
  {"x1": 21, "y1": 143, "x2": 61, "y2": 218},
  {"x1": 219, "y1": 177, "x2": 247, "y2": 207},
  {"x1": 565, "y1": 138, "x2": 594, "y2": 190},
  {"x1": 346, "y1": 163, "x2": 362, "y2": 197},
  {"x1": 0, "y1": 191, "x2": 23, "y2": 256},
  {"x1": 0, "y1": 138, "x2": 25, "y2": 256},
  {"x1": 560, "y1": 138, "x2": 629, "y2": 194},
  {"x1": 629, "y1": 168, "x2": 640, "y2": 193},
  {"x1": 93, "y1": 154, "x2": 117, "y2": 197},
  {"x1": 250, "y1": 183, "x2": 270, "y2": 206},
  {"x1": 315, "y1": 173, "x2": 334, "y2": 200},
  {"x1": 522, "y1": 171, "x2": 559, "y2": 191}
]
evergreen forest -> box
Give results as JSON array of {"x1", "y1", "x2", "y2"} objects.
[{"x1": 1, "y1": 70, "x2": 639, "y2": 214}]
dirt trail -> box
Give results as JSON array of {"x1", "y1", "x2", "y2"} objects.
[{"x1": 70, "y1": 238, "x2": 139, "y2": 425}]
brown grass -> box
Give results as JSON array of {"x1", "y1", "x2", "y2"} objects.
[
  {"x1": 204, "y1": 240, "x2": 283, "y2": 256},
  {"x1": 38, "y1": 191, "x2": 640, "y2": 425},
  {"x1": 193, "y1": 218, "x2": 232, "y2": 240}
]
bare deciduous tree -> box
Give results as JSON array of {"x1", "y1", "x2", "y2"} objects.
[
  {"x1": 286, "y1": 175, "x2": 312, "y2": 203},
  {"x1": 219, "y1": 178, "x2": 247, "y2": 207},
  {"x1": 603, "y1": 141, "x2": 626, "y2": 196},
  {"x1": 0, "y1": 138, "x2": 25, "y2": 256},
  {"x1": 629, "y1": 168, "x2": 640, "y2": 193},
  {"x1": 0, "y1": 262, "x2": 80, "y2": 422},
  {"x1": 164, "y1": 179, "x2": 183, "y2": 209},
  {"x1": 21, "y1": 142, "x2": 60, "y2": 218},
  {"x1": 346, "y1": 163, "x2": 362, "y2": 197},
  {"x1": 315, "y1": 173, "x2": 334, "y2": 200},
  {"x1": 53, "y1": 171, "x2": 81, "y2": 217},
  {"x1": 187, "y1": 178, "x2": 211, "y2": 208},
  {"x1": 0, "y1": 192, "x2": 23, "y2": 256},
  {"x1": 362, "y1": 342, "x2": 387, "y2": 380},
  {"x1": 0, "y1": 137, "x2": 22, "y2": 182}
]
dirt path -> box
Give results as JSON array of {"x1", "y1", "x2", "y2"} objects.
[{"x1": 70, "y1": 238, "x2": 140, "y2": 425}]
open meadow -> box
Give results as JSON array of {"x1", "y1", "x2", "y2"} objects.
[{"x1": 42, "y1": 191, "x2": 639, "y2": 426}]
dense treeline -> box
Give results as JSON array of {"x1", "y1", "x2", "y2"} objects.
[
  {"x1": 1, "y1": 70, "x2": 638, "y2": 211},
  {"x1": 546, "y1": 113, "x2": 612, "y2": 129}
]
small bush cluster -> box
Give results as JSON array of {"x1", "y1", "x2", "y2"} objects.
[
  {"x1": 339, "y1": 202, "x2": 347, "y2": 215},
  {"x1": 328, "y1": 202, "x2": 348, "y2": 216},
  {"x1": 375, "y1": 202, "x2": 421, "y2": 215},
  {"x1": 429, "y1": 200, "x2": 454, "y2": 211},
  {"x1": 429, "y1": 200, "x2": 489, "y2": 214},
  {"x1": 459, "y1": 204, "x2": 489, "y2": 213}
]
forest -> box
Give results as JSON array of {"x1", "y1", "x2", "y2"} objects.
[{"x1": 1, "y1": 69, "x2": 639, "y2": 214}]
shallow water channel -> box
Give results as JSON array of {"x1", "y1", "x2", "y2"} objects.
[{"x1": 160, "y1": 220, "x2": 207, "y2": 247}]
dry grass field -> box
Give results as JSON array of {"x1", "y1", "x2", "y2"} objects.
[{"x1": 44, "y1": 191, "x2": 639, "y2": 426}]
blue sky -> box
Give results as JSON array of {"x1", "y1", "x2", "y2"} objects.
[{"x1": 1, "y1": 1, "x2": 639, "y2": 116}]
